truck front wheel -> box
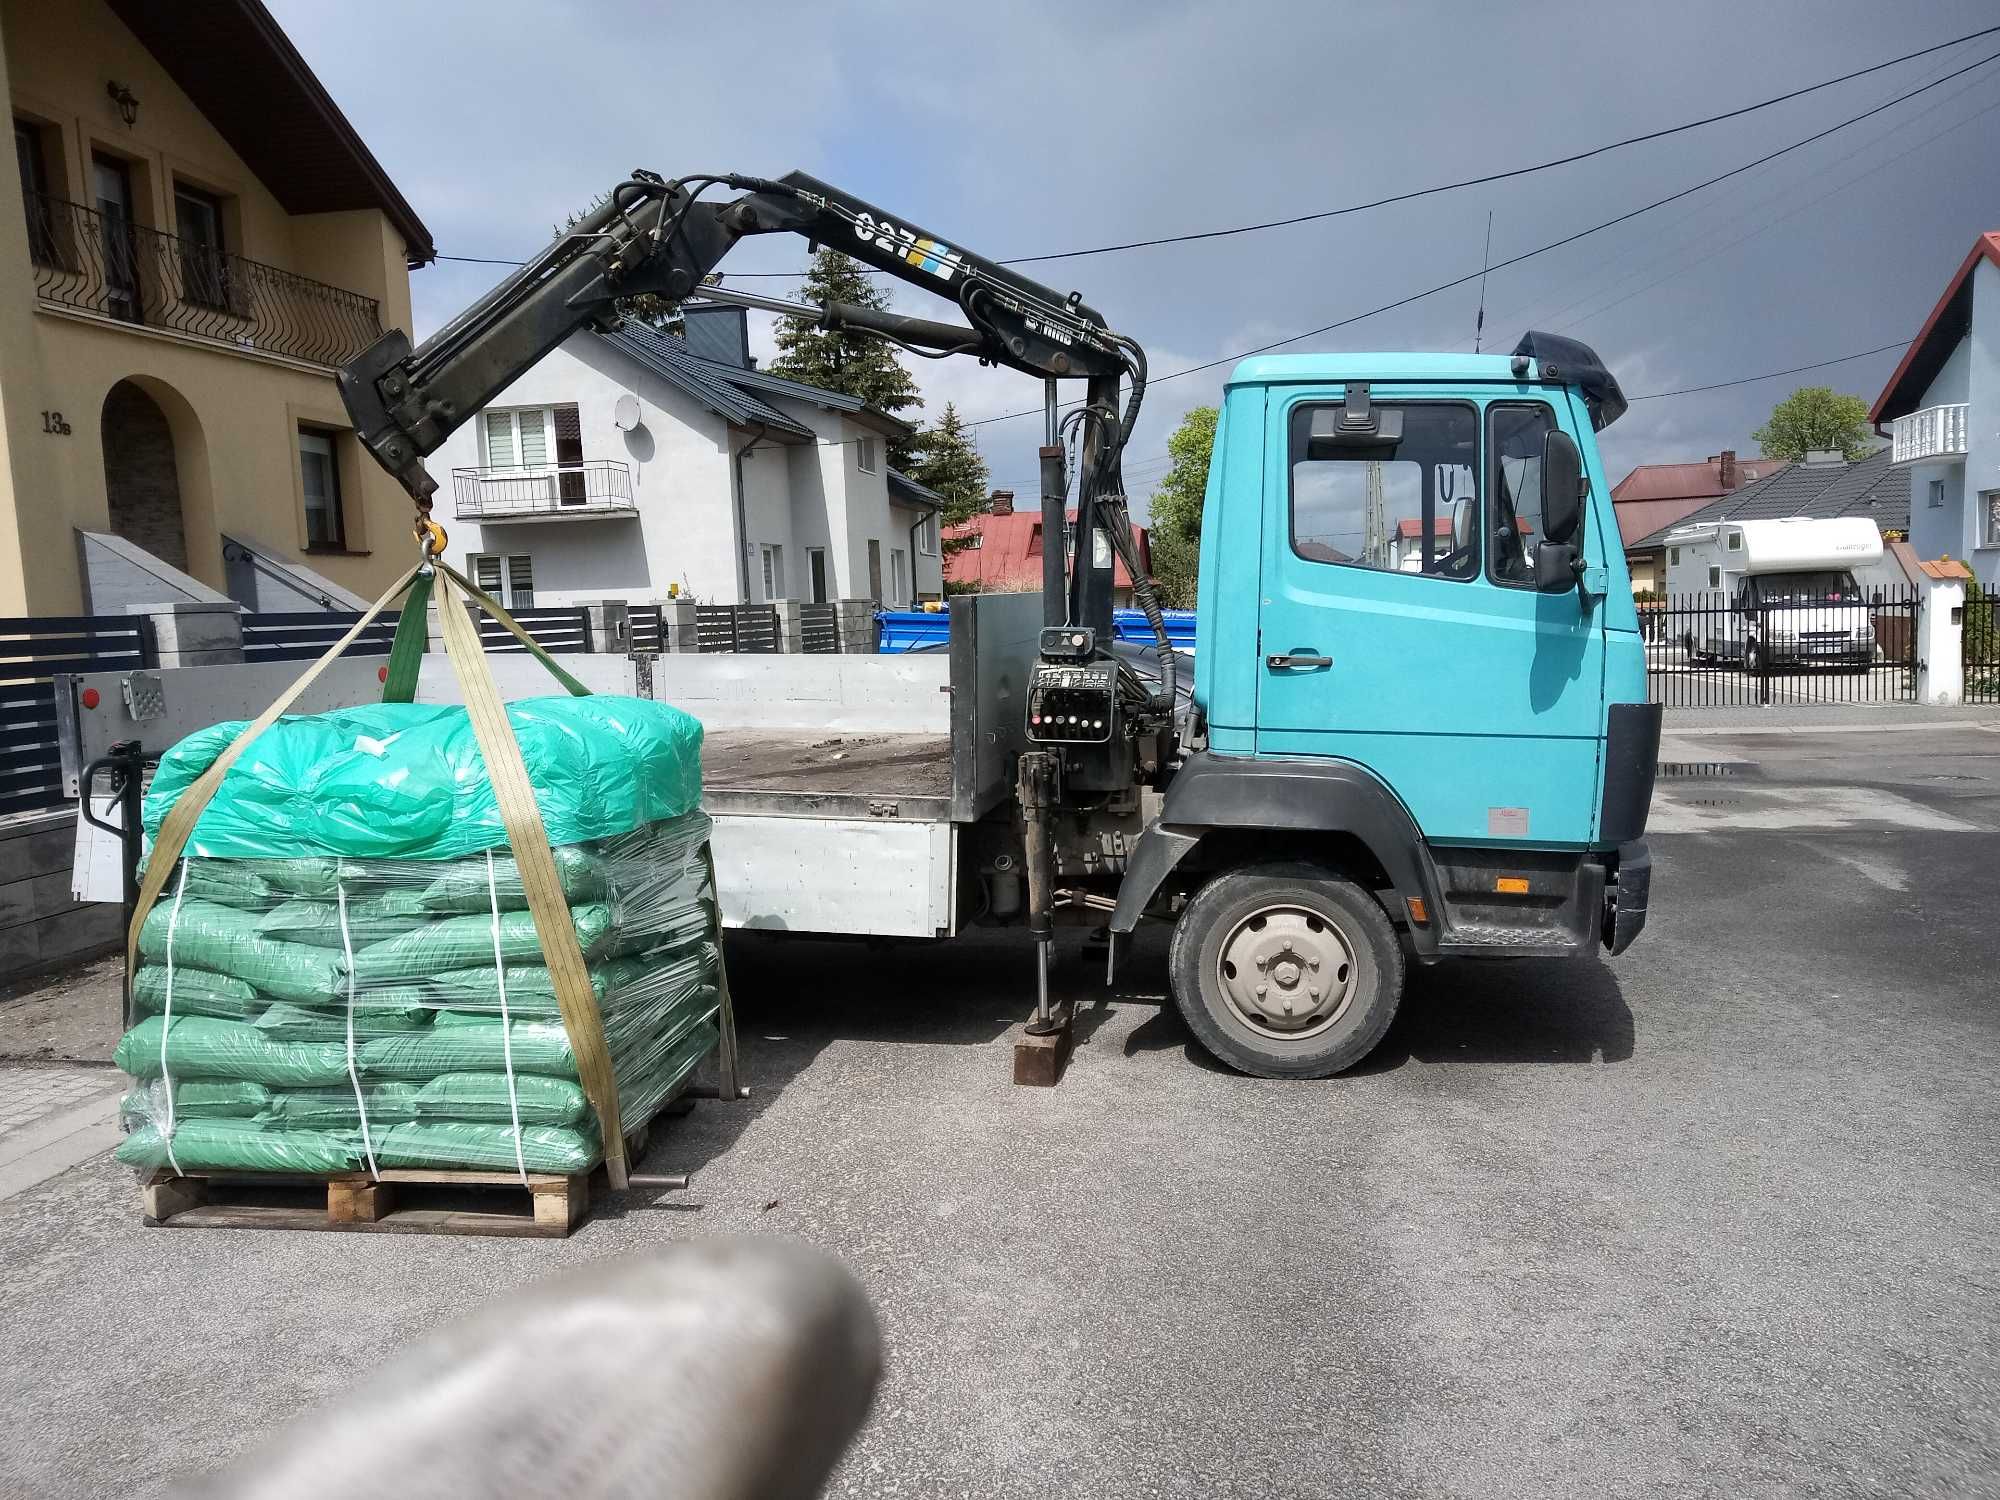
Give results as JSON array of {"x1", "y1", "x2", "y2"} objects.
[{"x1": 1167, "y1": 863, "x2": 1404, "y2": 1078}]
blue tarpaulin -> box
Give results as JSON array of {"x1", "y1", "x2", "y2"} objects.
[{"x1": 877, "y1": 608, "x2": 1196, "y2": 654}]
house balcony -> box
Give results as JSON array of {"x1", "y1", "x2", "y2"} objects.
[
  {"x1": 452, "y1": 460, "x2": 637, "y2": 522},
  {"x1": 1888, "y1": 402, "x2": 1969, "y2": 465},
  {"x1": 24, "y1": 192, "x2": 382, "y2": 369}
]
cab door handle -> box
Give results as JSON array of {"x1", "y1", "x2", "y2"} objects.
[{"x1": 1266, "y1": 653, "x2": 1332, "y2": 669}]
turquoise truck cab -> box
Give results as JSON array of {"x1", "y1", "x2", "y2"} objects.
[{"x1": 1109, "y1": 333, "x2": 1658, "y2": 1078}]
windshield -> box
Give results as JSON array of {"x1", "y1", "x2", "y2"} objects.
[{"x1": 1752, "y1": 571, "x2": 1861, "y2": 607}]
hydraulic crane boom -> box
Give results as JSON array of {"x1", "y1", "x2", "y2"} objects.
[{"x1": 336, "y1": 169, "x2": 1149, "y2": 641}]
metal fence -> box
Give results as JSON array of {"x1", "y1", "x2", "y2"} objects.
[
  {"x1": 26, "y1": 192, "x2": 383, "y2": 368},
  {"x1": 240, "y1": 611, "x2": 400, "y2": 664},
  {"x1": 875, "y1": 605, "x2": 1199, "y2": 653},
  {"x1": 799, "y1": 603, "x2": 841, "y2": 654},
  {"x1": 695, "y1": 605, "x2": 779, "y2": 654},
  {"x1": 1965, "y1": 585, "x2": 1999, "y2": 705},
  {"x1": 476, "y1": 607, "x2": 593, "y2": 654},
  {"x1": 1, "y1": 615, "x2": 155, "y2": 815},
  {"x1": 629, "y1": 605, "x2": 664, "y2": 654},
  {"x1": 1643, "y1": 588, "x2": 1920, "y2": 708}
]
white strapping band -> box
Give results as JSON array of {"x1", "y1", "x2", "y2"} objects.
[
  {"x1": 156, "y1": 859, "x2": 191, "y2": 1176},
  {"x1": 488, "y1": 851, "x2": 531, "y2": 1187},
  {"x1": 335, "y1": 877, "x2": 381, "y2": 1181}
]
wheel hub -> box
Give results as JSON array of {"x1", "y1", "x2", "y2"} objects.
[{"x1": 1215, "y1": 905, "x2": 1357, "y2": 1040}]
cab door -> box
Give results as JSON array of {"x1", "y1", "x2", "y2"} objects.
[{"x1": 1254, "y1": 386, "x2": 1606, "y2": 847}]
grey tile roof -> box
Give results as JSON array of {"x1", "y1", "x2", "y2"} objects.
[
  {"x1": 887, "y1": 468, "x2": 944, "y2": 510},
  {"x1": 1628, "y1": 448, "x2": 1907, "y2": 549},
  {"x1": 601, "y1": 324, "x2": 813, "y2": 438}
]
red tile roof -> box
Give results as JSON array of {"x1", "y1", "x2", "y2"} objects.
[
  {"x1": 1611, "y1": 456, "x2": 1782, "y2": 505},
  {"x1": 942, "y1": 508, "x2": 1149, "y2": 592}
]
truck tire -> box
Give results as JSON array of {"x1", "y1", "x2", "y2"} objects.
[{"x1": 1168, "y1": 863, "x2": 1404, "y2": 1079}]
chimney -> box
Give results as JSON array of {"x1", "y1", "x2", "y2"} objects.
[
  {"x1": 989, "y1": 489, "x2": 1014, "y2": 517},
  {"x1": 1717, "y1": 449, "x2": 1738, "y2": 490},
  {"x1": 1803, "y1": 449, "x2": 1843, "y2": 466}
]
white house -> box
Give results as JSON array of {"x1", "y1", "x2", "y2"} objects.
[
  {"x1": 1873, "y1": 231, "x2": 1999, "y2": 589},
  {"x1": 432, "y1": 307, "x2": 943, "y2": 608}
]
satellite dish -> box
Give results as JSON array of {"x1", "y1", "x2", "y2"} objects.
[{"x1": 614, "y1": 394, "x2": 641, "y2": 431}]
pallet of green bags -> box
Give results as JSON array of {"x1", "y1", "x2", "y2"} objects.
[{"x1": 115, "y1": 678, "x2": 741, "y2": 1239}]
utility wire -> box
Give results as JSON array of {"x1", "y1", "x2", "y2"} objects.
[
  {"x1": 957, "y1": 44, "x2": 2000, "y2": 432},
  {"x1": 1626, "y1": 341, "x2": 1909, "y2": 401},
  {"x1": 435, "y1": 25, "x2": 2000, "y2": 277}
]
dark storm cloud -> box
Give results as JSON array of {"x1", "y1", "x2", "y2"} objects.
[{"x1": 272, "y1": 0, "x2": 2000, "y2": 508}]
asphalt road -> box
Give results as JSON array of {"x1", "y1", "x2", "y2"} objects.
[{"x1": 1, "y1": 726, "x2": 1997, "y2": 1498}]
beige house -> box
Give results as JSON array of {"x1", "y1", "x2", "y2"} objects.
[{"x1": 0, "y1": 0, "x2": 432, "y2": 617}]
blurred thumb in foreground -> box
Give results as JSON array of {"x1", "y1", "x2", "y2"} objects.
[{"x1": 174, "y1": 1238, "x2": 882, "y2": 1500}]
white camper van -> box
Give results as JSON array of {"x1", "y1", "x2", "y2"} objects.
[{"x1": 1663, "y1": 516, "x2": 1885, "y2": 669}]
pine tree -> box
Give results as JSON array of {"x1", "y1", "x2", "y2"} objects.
[
  {"x1": 767, "y1": 249, "x2": 924, "y2": 466},
  {"x1": 1147, "y1": 406, "x2": 1217, "y2": 608},
  {"x1": 909, "y1": 404, "x2": 989, "y2": 559}
]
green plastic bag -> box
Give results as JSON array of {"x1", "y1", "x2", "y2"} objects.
[
  {"x1": 269, "y1": 1083, "x2": 423, "y2": 1128},
  {"x1": 414, "y1": 1072, "x2": 588, "y2": 1126},
  {"x1": 374, "y1": 1120, "x2": 600, "y2": 1174},
  {"x1": 121, "y1": 1079, "x2": 273, "y2": 1120},
  {"x1": 144, "y1": 697, "x2": 705, "y2": 861},
  {"x1": 116, "y1": 1117, "x2": 361, "y2": 1174},
  {"x1": 425, "y1": 958, "x2": 649, "y2": 1015},
  {"x1": 180, "y1": 861, "x2": 276, "y2": 910},
  {"x1": 359, "y1": 1020, "x2": 575, "y2": 1080},
  {"x1": 257, "y1": 857, "x2": 342, "y2": 897},
  {"x1": 418, "y1": 845, "x2": 610, "y2": 912},
  {"x1": 138, "y1": 901, "x2": 345, "y2": 1005},
  {"x1": 115, "y1": 1015, "x2": 351, "y2": 1088},
  {"x1": 256, "y1": 890, "x2": 431, "y2": 949},
  {"x1": 253, "y1": 1002, "x2": 432, "y2": 1043},
  {"x1": 131, "y1": 966, "x2": 264, "y2": 1022},
  {"x1": 352, "y1": 903, "x2": 612, "y2": 985}
]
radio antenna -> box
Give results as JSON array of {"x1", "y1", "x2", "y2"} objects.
[{"x1": 1473, "y1": 210, "x2": 1494, "y2": 354}]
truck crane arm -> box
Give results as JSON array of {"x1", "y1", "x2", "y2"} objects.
[{"x1": 337, "y1": 170, "x2": 1140, "y2": 505}]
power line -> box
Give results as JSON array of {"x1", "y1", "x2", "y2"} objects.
[
  {"x1": 956, "y1": 44, "x2": 2000, "y2": 432},
  {"x1": 1626, "y1": 341, "x2": 1909, "y2": 401},
  {"x1": 435, "y1": 25, "x2": 2000, "y2": 278}
]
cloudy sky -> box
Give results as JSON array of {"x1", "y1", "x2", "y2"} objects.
[{"x1": 273, "y1": 0, "x2": 2000, "y2": 514}]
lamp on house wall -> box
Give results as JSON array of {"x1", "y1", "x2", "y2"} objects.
[{"x1": 106, "y1": 81, "x2": 139, "y2": 127}]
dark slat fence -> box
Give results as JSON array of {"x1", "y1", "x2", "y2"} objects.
[
  {"x1": 475, "y1": 607, "x2": 592, "y2": 654},
  {"x1": 1, "y1": 615, "x2": 154, "y2": 815},
  {"x1": 1644, "y1": 588, "x2": 1920, "y2": 708},
  {"x1": 695, "y1": 605, "x2": 779, "y2": 654},
  {"x1": 799, "y1": 602, "x2": 841, "y2": 654},
  {"x1": 1965, "y1": 584, "x2": 1999, "y2": 705},
  {"x1": 240, "y1": 611, "x2": 399, "y2": 664}
]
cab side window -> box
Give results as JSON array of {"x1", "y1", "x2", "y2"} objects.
[
  {"x1": 1487, "y1": 402, "x2": 1557, "y2": 586},
  {"x1": 1288, "y1": 402, "x2": 1477, "y2": 580}
]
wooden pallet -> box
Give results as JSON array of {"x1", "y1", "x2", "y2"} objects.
[{"x1": 141, "y1": 1165, "x2": 592, "y2": 1238}]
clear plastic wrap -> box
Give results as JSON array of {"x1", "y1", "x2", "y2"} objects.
[{"x1": 116, "y1": 809, "x2": 721, "y2": 1183}]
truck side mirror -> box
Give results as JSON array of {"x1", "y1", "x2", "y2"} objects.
[
  {"x1": 1541, "y1": 429, "x2": 1584, "y2": 544},
  {"x1": 1532, "y1": 429, "x2": 1586, "y2": 594}
]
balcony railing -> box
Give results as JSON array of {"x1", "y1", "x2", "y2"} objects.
[
  {"x1": 452, "y1": 460, "x2": 637, "y2": 520},
  {"x1": 23, "y1": 192, "x2": 382, "y2": 367},
  {"x1": 1889, "y1": 402, "x2": 1969, "y2": 465}
]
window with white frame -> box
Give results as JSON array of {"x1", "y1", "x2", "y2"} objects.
[
  {"x1": 482, "y1": 407, "x2": 550, "y2": 468},
  {"x1": 1982, "y1": 490, "x2": 2000, "y2": 548},
  {"x1": 469, "y1": 552, "x2": 535, "y2": 608},
  {"x1": 917, "y1": 512, "x2": 938, "y2": 555},
  {"x1": 1726, "y1": 530, "x2": 1742, "y2": 551},
  {"x1": 759, "y1": 543, "x2": 786, "y2": 601},
  {"x1": 890, "y1": 547, "x2": 908, "y2": 606},
  {"x1": 1707, "y1": 566, "x2": 1720, "y2": 588},
  {"x1": 855, "y1": 436, "x2": 878, "y2": 474},
  {"x1": 298, "y1": 429, "x2": 345, "y2": 550},
  {"x1": 1668, "y1": 546, "x2": 1680, "y2": 565},
  {"x1": 1928, "y1": 479, "x2": 1946, "y2": 509}
]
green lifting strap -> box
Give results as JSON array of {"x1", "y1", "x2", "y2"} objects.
[{"x1": 380, "y1": 570, "x2": 433, "y2": 703}]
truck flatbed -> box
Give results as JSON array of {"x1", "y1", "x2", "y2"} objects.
[{"x1": 701, "y1": 729, "x2": 955, "y2": 822}]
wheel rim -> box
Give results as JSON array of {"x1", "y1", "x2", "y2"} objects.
[{"x1": 1214, "y1": 903, "x2": 1358, "y2": 1041}]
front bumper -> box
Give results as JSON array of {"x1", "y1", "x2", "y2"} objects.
[{"x1": 1603, "y1": 840, "x2": 1651, "y2": 955}]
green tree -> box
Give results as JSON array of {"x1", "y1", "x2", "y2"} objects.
[
  {"x1": 908, "y1": 403, "x2": 988, "y2": 559},
  {"x1": 1750, "y1": 386, "x2": 1874, "y2": 462},
  {"x1": 1147, "y1": 405, "x2": 1217, "y2": 607},
  {"x1": 556, "y1": 200, "x2": 681, "y2": 332},
  {"x1": 766, "y1": 248, "x2": 923, "y2": 466}
]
